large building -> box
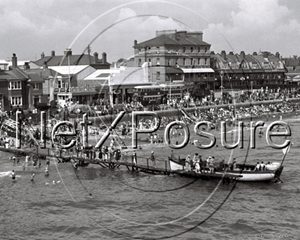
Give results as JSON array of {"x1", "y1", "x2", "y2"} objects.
[
  {"x1": 33, "y1": 49, "x2": 111, "y2": 106},
  {"x1": 132, "y1": 30, "x2": 215, "y2": 98},
  {"x1": 0, "y1": 54, "x2": 44, "y2": 112},
  {"x1": 211, "y1": 50, "x2": 297, "y2": 100}
]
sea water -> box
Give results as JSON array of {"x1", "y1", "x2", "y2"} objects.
[{"x1": 0, "y1": 116, "x2": 300, "y2": 240}]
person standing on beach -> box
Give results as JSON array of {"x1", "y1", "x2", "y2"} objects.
[
  {"x1": 133, "y1": 151, "x2": 137, "y2": 166},
  {"x1": 150, "y1": 151, "x2": 155, "y2": 168}
]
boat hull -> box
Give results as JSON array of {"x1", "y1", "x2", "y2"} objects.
[{"x1": 168, "y1": 159, "x2": 283, "y2": 182}]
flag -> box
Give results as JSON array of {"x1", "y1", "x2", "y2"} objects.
[{"x1": 282, "y1": 144, "x2": 291, "y2": 155}]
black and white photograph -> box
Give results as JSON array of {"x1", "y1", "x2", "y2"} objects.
[{"x1": 0, "y1": 0, "x2": 300, "y2": 239}]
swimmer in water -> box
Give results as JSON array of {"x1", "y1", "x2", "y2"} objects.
[
  {"x1": 31, "y1": 173, "x2": 35, "y2": 181},
  {"x1": 45, "y1": 166, "x2": 49, "y2": 176},
  {"x1": 11, "y1": 170, "x2": 16, "y2": 180}
]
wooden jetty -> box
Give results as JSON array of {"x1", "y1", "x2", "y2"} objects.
[{"x1": 0, "y1": 146, "x2": 240, "y2": 182}]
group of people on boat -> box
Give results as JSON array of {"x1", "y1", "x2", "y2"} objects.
[
  {"x1": 254, "y1": 161, "x2": 272, "y2": 171},
  {"x1": 182, "y1": 154, "x2": 218, "y2": 173}
]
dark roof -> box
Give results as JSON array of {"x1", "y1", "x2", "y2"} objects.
[
  {"x1": 166, "y1": 66, "x2": 184, "y2": 74},
  {"x1": 34, "y1": 54, "x2": 92, "y2": 66},
  {"x1": 0, "y1": 68, "x2": 28, "y2": 80},
  {"x1": 284, "y1": 58, "x2": 300, "y2": 67},
  {"x1": 27, "y1": 73, "x2": 44, "y2": 83},
  {"x1": 34, "y1": 54, "x2": 109, "y2": 67},
  {"x1": 134, "y1": 33, "x2": 210, "y2": 48}
]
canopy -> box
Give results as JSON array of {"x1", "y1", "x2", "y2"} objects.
[{"x1": 181, "y1": 68, "x2": 214, "y2": 73}]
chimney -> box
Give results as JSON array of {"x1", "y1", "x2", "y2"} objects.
[
  {"x1": 253, "y1": 52, "x2": 257, "y2": 55},
  {"x1": 24, "y1": 62, "x2": 30, "y2": 70},
  {"x1": 229, "y1": 51, "x2": 234, "y2": 55},
  {"x1": 43, "y1": 61, "x2": 48, "y2": 69},
  {"x1": 12, "y1": 53, "x2": 17, "y2": 68},
  {"x1": 64, "y1": 48, "x2": 72, "y2": 57},
  {"x1": 240, "y1": 51, "x2": 245, "y2": 59},
  {"x1": 221, "y1": 50, "x2": 226, "y2": 60},
  {"x1": 275, "y1": 52, "x2": 280, "y2": 59},
  {"x1": 210, "y1": 51, "x2": 215, "y2": 55},
  {"x1": 134, "y1": 40, "x2": 137, "y2": 46},
  {"x1": 262, "y1": 52, "x2": 268, "y2": 58},
  {"x1": 41, "y1": 52, "x2": 45, "y2": 58},
  {"x1": 51, "y1": 50, "x2": 55, "y2": 57},
  {"x1": 94, "y1": 52, "x2": 99, "y2": 64},
  {"x1": 102, "y1": 52, "x2": 107, "y2": 64}
]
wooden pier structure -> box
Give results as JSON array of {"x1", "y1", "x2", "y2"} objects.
[{"x1": 0, "y1": 146, "x2": 241, "y2": 182}]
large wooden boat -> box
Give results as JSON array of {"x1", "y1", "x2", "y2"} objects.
[{"x1": 168, "y1": 158, "x2": 284, "y2": 182}]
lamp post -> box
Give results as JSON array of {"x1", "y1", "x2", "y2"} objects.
[{"x1": 220, "y1": 70, "x2": 224, "y2": 103}]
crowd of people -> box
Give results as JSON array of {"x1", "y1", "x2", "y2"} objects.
[{"x1": 52, "y1": 86, "x2": 300, "y2": 117}]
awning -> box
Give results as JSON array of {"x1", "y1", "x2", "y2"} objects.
[
  {"x1": 286, "y1": 75, "x2": 300, "y2": 82},
  {"x1": 181, "y1": 68, "x2": 214, "y2": 73},
  {"x1": 166, "y1": 67, "x2": 184, "y2": 74},
  {"x1": 143, "y1": 95, "x2": 161, "y2": 98}
]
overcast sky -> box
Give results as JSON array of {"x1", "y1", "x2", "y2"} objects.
[{"x1": 1, "y1": 0, "x2": 300, "y2": 63}]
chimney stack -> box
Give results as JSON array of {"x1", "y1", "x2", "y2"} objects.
[
  {"x1": 240, "y1": 51, "x2": 245, "y2": 59},
  {"x1": 43, "y1": 61, "x2": 48, "y2": 69},
  {"x1": 275, "y1": 52, "x2": 280, "y2": 59},
  {"x1": 134, "y1": 40, "x2": 137, "y2": 46},
  {"x1": 94, "y1": 52, "x2": 99, "y2": 64},
  {"x1": 221, "y1": 50, "x2": 226, "y2": 60},
  {"x1": 24, "y1": 62, "x2": 30, "y2": 70},
  {"x1": 51, "y1": 50, "x2": 55, "y2": 57},
  {"x1": 12, "y1": 53, "x2": 17, "y2": 68},
  {"x1": 102, "y1": 52, "x2": 107, "y2": 64},
  {"x1": 262, "y1": 52, "x2": 268, "y2": 58},
  {"x1": 253, "y1": 52, "x2": 257, "y2": 55},
  {"x1": 64, "y1": 48, "x2": 72, "y2": 57},
  {"x1": 41, "y1": 52, "x2": 45, "y2": 58}
]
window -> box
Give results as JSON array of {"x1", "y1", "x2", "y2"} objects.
[
  {"x1": 198, "y1": 47, "x2": 200, "y2": 52},
  {"x1": 8, "y1": 81, "x2": 22, "y2": 90},
  {"x1": 167, "y1": 59, "x2": 171, "y2": 66},
  {"x1": 156, "y1": 58, "x2": 160, "y2": 65},
  {"x1": 191, "y1": 58, "x2": 193, "y2": 65},
  {"x1": 57, "y1": 80, "x2": 62, "y2": 88},
  {"x1": 148, "y1": 58, "x2": 151, "y2": 63},
  {"x1": 156, "y1": 47, "x2": 160, "y2": 53},
  {"x1": 11, "y1": 96, "x2": 22, "y2": 106},
  {"x1": 183, "y1": 47, "x2": 186, "y2": 53},
  {"x1": 191, "y1": 47, "x2": 193, "y2": 53},
  {"x1": 138, "y1": 59, "x2": 141, "y2": 67},
  {"x1": 198, "y1": 58, "x2": 201, "y2": 65},
  {"x1": 156, "y1": 71, "x2": 160, "y2": 80},
  {"x1": 33, "y1": 83, "x2": 40, "y2": 90},
  {"x1": 183, "y1": 58, "x2": 186, "y2": 65}
]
